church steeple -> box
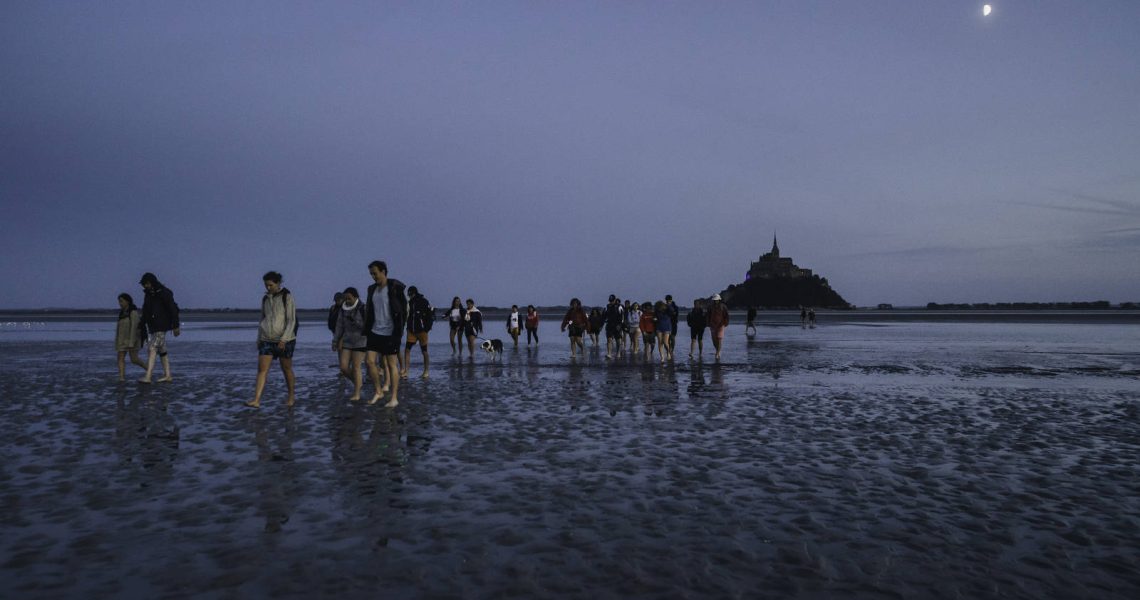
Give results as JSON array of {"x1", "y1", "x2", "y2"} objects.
[{"x1": 771, "y1": 232, "x2": 779, "y2": 258}]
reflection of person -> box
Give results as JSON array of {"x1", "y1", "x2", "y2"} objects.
[
  {"x1": 707, "y1": 294, "x2": 729, "y2": 361},
  {"x1": 138, "y1": 272, "x2": 180, "y2": 383},
  {"x1": 463, "y1": 299, "x2": 483, "y2": 356},
  {"x1": 525, "y1": 305, "x2": 540, "y2": 345},
  {"x1": 246, "y1": 271, "x2": 297, "y2": 409},
  {"x1": 561, "y1": 298, "x2": 589, "y2": 358},
  {"x1": 333, "y1": 287, "x2": 368, "y2": 401},
  {"x1": 403, "y1": 286, "x2": 433, "y2": 379},
  {"x1": 115, "y1": 293, "x2": 147, "y2": 381},
  {"x1": 364, "y1": 260, "x2": 407, "y2": 408},
  {"x1": 506, "y1": 305, "x2": 522, "y2": 348},
  {"x1": 746, "y1": 306, "x2": 758, "y2": 336}
]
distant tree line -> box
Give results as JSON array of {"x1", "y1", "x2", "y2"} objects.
[{"x1": 925, "y1": 301, "x2": 1137, "y2": 310}]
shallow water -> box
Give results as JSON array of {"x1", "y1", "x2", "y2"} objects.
[{"x1": 1, "y1": 320, "x2": 1138, "y2": 598}]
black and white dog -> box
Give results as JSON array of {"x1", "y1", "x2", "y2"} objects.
[{"x1": 480, "y1": 338, "x2": 504, "y2": 359}]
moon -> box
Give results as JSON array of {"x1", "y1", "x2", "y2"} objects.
[{"x1": 983, "y1": 4, "x2": 992, "y2": 16}]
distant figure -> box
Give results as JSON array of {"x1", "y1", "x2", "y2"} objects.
[
  {"x1": 333, "y1": 287, "x2": 367, "y2": 401},
  {"x1": 686, "y1": 298, "x2": 707, "y2": 360},
  {"x1": 602, "y1": 294, "x2": 624, "y2": 359},
  {"x1": 560, "y1": 298, "x2": 589, "y2": 358},
  {"x1": 246, "y1": 271, "x2": 297, "y2": 409},
  {"x1": 808, "y1": 308, "x2": 817, "y2": 329},
  {"x1": 327, "y1": 292, "x2": 344, "y2": 368},
  {"x1": 587, "y1": 308, "x2": 603, "y2": 347},
  {"x1": 463, "y1": 299, "x2": 483, "y2": 356},
  {"x1": 707, "y1": 294, "x2": 729, "y2": 361},
  {"x1": 506, "y1": 305, "x2": 522, "y2": 348},
  {"x1": 115, "y1": 293, "x2": 146, "y2": 381},
  {"x1": 447, "y1": 297, "x2": 464, "y2": 355},
  {"x1": 525, "y1": 305, "x2": 540, "y2": 345},
  {"x1": 138, "y1": 272, "x2": 180, "y2": 384},
  {"x1": 364, "y1": 260, "x2": 407, "y2": 408},
  {"x1": 746, "y1": 306, "x2": 758, "y2": 337},
  {"x1": 625, "y1": 301, "x2": 642, "y2": 355},
  {"x1": 665, "y1": 295, "x2": 680, "y2": 352},
  {"x1": 638, "y1": 301, "x2": 657, "y2": 360},
  {"x1": 655, "y1": 301, "x2": 674, "y2": 363},
  {"x1": 621, "y1": 299, "x2": 633, "y2": 352},
  {"x1": 403, "y1": 286, "x2": 433, "y2": 379},
  {"x1": 800, "y1": 306, "x2": 808, "y2": 329}
]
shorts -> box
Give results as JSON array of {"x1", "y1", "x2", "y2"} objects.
[
  {"x1": 690, "y1": 327, "x2": 706, "y2": 340},
  {"x1": 508, "y1": 327, "x2": 520, "y2": 336},
  {"x1": 450, "y1": 321, "x2": 461, "y2": 332},
  {"x1": 406, "y1": 331, "x2": 429, "y2": 348},
  {"x1": 367, "y1": 332, "x2": 401, "y2": 356},
  {"x1": 148, "y1": 331, "x2": 168, "y2": 356},
  {"x1": 258, "y1": 339, "x2": 296, "y2": 359},
  {"x1": 710, "y1": 326, "x2": 726, "y2": 340},
  {"x1": 568, "y1": 324, "x2": 584, "y2": 338},
  {"x1": 605, "y1": 325, "x2": 622, "y2": 339},
  {"x1": 642, "y1": 332, "x2": 656, "y2": 345}
]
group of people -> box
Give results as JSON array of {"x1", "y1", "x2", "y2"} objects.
[
  {"x1": 557, "y1": 294, "x2": 732, "y2": 362},
  {"x1": 114, "y1": 262, "x2": 780, "y2": 410}
]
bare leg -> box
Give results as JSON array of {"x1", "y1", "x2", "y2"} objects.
[
  {"x1": 117, "y1": 351, "x2": 127, "y2": 381},
  {"x1": 128, "y1": 348, "x2": 146, "y2": 370},
  {"x1": 467, "y1": 335, "x2": 476, "y2": 356},
  {"x1": 382, "y1": 354, "x2": 400, "y2": 408},
  {"x1": 279, "y1": 357, "x2": 295, "y2": 406},
  {"x1": 367, "y1": 351, "x2": 387, "y2": 404},
  {"x1": 246, "y1": 355, "x2": 273, "y2": 408},
  {"x1": 420, "y1": 346, "x2": 430, "y2": 378},
  {"x1": 401, "y1": 345, "x2": 411, "y2": 378},
  {"x1": 139, "y1": 347, "x2": 157, "y2": 383},
  {"x1": 156, "y1": 355, "x2": 172, "y2": 382},
  {"x1": 339, "y1": 348, "x2": 354, "y2": 380},
  {"x1": 349, "y1": 350, "x2": 365, "y2": 400}
]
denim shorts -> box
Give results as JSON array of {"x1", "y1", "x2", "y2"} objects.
[{"x1": 258, "y1": 339, "x2": 296, "y2": 359}]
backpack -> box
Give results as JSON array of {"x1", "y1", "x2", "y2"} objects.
[
  {"x1": 416, "y1": 296, "x2": 434, "y2": 332},
  {"x1": 262, "y1": 288, "x2": 300, "y2": 336}
]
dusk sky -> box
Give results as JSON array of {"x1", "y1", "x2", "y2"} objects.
[{"x1": 2, "y1": 1, "x2": 1138, "y2": 309}]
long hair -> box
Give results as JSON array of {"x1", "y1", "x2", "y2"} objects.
[{"x1": 118, "y1": 293, "x2": 137, "y2": 319}]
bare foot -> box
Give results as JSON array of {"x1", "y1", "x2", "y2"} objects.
[
  {"x1": 367, "y1": 393, "x2": 383, "y2": 405},
  {"x1": 348, "y1": 395, "x2": 361, "y2": 402},
  {"x1": 285, "y1": 395, "x2": 295, "y2": 407},
  {"x1": 137, "y1": 378, "x2": 152, "y2": 384},
  {"x1": 420, "y1": 371, "x2": 429, "y2": 379},
  {"x1": 383, "y1": 397, "x2": 399, "y2": 408},
  {"x1": 244, "y1": 400, "x2": 260, "y2": 409},
  {"x1": 156, "y1": 376, "x2": 173, "y2": 383}
]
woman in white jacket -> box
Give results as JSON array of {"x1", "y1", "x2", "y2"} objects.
[{"x1": 246, "y1": 271, "x2": 297, "y2": 409}]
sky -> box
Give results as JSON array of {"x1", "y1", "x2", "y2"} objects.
[{"x1": 2, "y1": 1, "x2": 1138, "y2": 309}]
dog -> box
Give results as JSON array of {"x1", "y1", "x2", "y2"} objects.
[{"x1": 480, "y1": 338, "x2": 504, "y2": 359}]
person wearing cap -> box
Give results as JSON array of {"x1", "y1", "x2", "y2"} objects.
[
  {"x1": 707, "y1": 294, "x2": 730, "y2": 360},
  {"x1": 137, "y1": 272, "x2": 181, "y2": 383}
]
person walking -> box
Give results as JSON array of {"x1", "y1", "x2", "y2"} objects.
[
  {"x1": 654, "y1": 300, "x2": 674, "y2": 363},
  {"x1": 246, "y1": 271, "x2": 297, "y2": 409},
  {"x1": 447, "y1": 297, "x2": 465, "y2": 355},
  {"x1": 402, "y1": 286, "x2": 433, "y2": 379},
  {"x1": 525, "y1": 305, "x2": 540, "y2": 346},
  {"x1": 808, "y1": 308, "x2": 817, "y2": 329},
  {"x1": 333, "y1": 287, "x2": 368, "y2": 401},
  {"x1": 665, "y1": 294, "x2": 680, "y2": 352},
  {"x1": 638, "y1": 301, "x2": 657, "y2": 360},
  {"x1": 463, "y1": 299, "x2": 483, "y2": 356},
  {"x1": 137, "y1": 272, "x2": 180, "y2": 383},
  {"x1": 115, "y1": 293, "x2": 147, "y2": 381},
  {"x1": 602, "y1": 294, "x2": 624, "y2": 359},
  {"x1": 707, "y1": 294, "x2": 729, "y2": 361},
  {"x1": 587, "y1": 308, "x2": 603, "y2": 347},
  {"x1": 560, "y1": 298, "x2": 589, "y2": 358},
  {"x1": 686, "y1": 298, "x2": 707, "y2": 359},
  {"x1": 327, "y1": 291, "x2": 344, "y2": 368},
  {"x1": 506, "y1": 305, "x2": 522, "y2": 348},
  {"x1": 364, "y1": 260, "x2": 407, "y2": 408},
  {"x1": 625, "y1": 301, "x2": 641, "y2": 355},
  {"x1": 800, "y1": 306, "x2": 808, "y2": 329}
]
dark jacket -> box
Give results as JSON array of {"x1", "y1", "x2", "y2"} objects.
[
  {"x1": 602, "y1": 303, "x2": 624, "y2": 328},
  {"x1": 407, "y1": 294, "x2": 434, "y2": 334},
  {"x1": 687, "y1": 307, "x2": 707, "y2": 329},
  {"x1": 327, "y1": 303, "x2": 341, "y2": 333},
  {"x1": 363, "y1": 278, "x2": 408, "y2": 336},
  {"x1": 463, "y1": 307, "x2": 483, "y2": 336},
  {"x1": 141, "y1": 285, "x2": 179, "y2": 334}
]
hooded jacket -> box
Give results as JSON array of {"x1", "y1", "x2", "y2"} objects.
[
  {"x1": 259, "y1": 289, "x2": 297, "y2": 343},
  {"x1": 141, "y1": 284, "x2": 180, "y2": 334}
]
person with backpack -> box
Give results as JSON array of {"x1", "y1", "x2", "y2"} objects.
[
  {"x1": 327, "y1": 291, "x2": 343, "y2": 368},
  {"x1": 687, "y1": 298, "x2": 708, "y2": 360},
  {"x1": 625, "y1": 301, "x2": 641, "y2": 355},
  {"x1": 138, "y1": 272, "x2": 180, "y2": 383},
  {"x1": 602, "y1": 294, "x2": 624, "y2": 359},
  {"x1": 115, "y1": 292, "x2": 147, "y2": 381},
  {"x1": 246, "y1": 271, "x2": 297, "y2": 409},
  {"x1": 560, "y1": 298, "x2": 589, "y2": 358},
  {"x1": 402, "y1": 286, "x2": 433, "y2": 380}
]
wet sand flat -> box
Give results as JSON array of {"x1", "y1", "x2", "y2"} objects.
[{"x1": 1, "y1": 320, "x2": 1138, "y2": 598}]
